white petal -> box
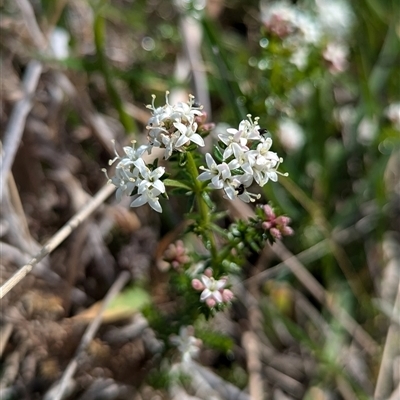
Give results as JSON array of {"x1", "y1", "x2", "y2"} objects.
[
  {"x1": 238, "y1": 192, "x2": 251, "y2": 202},
  {"x1": 153, "y1": 179, "x2": 165, "y2": 193},
  {"x1": 205, "y1": 153, "x2": 216, "y2": 170},
  {"x1": 215, "y1": 279, "x2": 226, "y2": 290},
  {"x1": 219, "y1": 163, "x2": 231, "y2": 180},
  {"x1": 175, "y1": 134, "x2": 189, "y2": 148},
  {"x1": 213, "y1": 291, "x2": 223, "y2": 303},
  {"x1": 228, "y1": 159, "x2": 240, "y2": 170},
  {"x1": 198, "y1": 171, "x2": 213, "y2": 181},
  {"x1": 148, "y1": 197, "x2": 162, "y2": 213},
  {"x1": 173, "y1": 121, "x2": 187, "y2": 134},
  {"x1": 242, "y1": 163, "x2": 254, "y2": 175},
  {"x1": 190, "y1": 133, "x2": 205, "y2": 147},
  {"x1": 152, "y1": 166, "x2": 165, "y2": 180},
  {"x1": 200, "y1": 289, "x2": 211, "y2": 301},
  {"x1": 268, "y1": 171, "x2": 278, "y2": 182},
  {"x1": 201, "y1": 275, "x2": 212, "y2": 287},
  {"x1": 130, "y1": 194, "x2": 148, "y2": 208},
  {"x1": 211, "y1": 176, "x2": 224, "y2": 189},
  {"x1": 223, "y1": 146, "x2": 233, "y2": 160},
  {"x1": 224, "y1": 186, "x2": 237, "y2": 200}
]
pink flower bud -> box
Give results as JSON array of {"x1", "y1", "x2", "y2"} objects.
[
  {"x1": 263, "y1": 204, "x2": 276, "y2": 220},
  {"x1": 192, "y1": 279, "x2": 205, "y2": 291},
  {"x1": 195, "y1": 111, "x2": 207, "y2": 124},
  {"x1": 204, "y1": 268, "x2": 213, "y2": 278},
  {"x1": 262, "y1": 221, "x2": 273, "y2": 230},
  {"x1": 270, "y1": 227, "x2": 282, "y2": 239},
  {"x1": 222, "y1": 289, "x2": 234, "y2": 302},
  {"x1": 206, "y1": 298, "x2": 217, "y2": 308},
  {"x1": 275, "y1": 216, "x2": 291, "y2": 226},
  {"x1": 282, "y1": 226, "x2": 294, "y2": 236}
]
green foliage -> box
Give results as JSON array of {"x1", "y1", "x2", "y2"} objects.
[{"x1": 195, "y1": 326, "x2": 234, "y2": 353}]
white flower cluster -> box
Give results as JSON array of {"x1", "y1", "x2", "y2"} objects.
[
  {"x1": 105, "y1": 96, "x2": 285, "y2": 212},
  {"x1": 104, "y1": 140, "x2": 166, "y2": 212},
  {"x1": 260, "y1": 0, "x2": 353, "y2": 71},
  {"x1": 105, "y1": 92, "x2": 207, "y2": 213},
  {"x1": 146, "y1": 91, "x2": 205, "y2": 159},
  {"x1": 198, "y1": 115, "x2": 286, "y2": 203}
]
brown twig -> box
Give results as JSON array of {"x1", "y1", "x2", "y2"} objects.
[
  {"x1": 374, "y1": 281, "x2": 400, "y2": 399},
  {"x1": 46, "y1": 270, "x2": 131, "y2": 400},
  {"x1": 388, "y1": 383, "x2": 400, "y2": 400},
  {"x1": 178, "y1": 16, "x2": 211, "y2": 117},
  {"x1": 0, "y1": 0, "x2": 50, "y2": 202},
  {"x1": 0, "y1": 183, "x2": 116, "y2": 299},
  {"x1": 0, "y1": 60, "x2": 42, "y2": 202},
  {"x1": 0, "y1": 323, "x2": 13, "y2": 357},
  {"x1": 15, "y1": 0, "x2": 47, "y2": 49},
  {"x1": 242, "y1": 331, "x2": 265, "y2": 400}
]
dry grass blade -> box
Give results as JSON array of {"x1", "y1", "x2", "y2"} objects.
[
  {"x1": 0, "y1": 60, "x2": 42, "y2": 202},
  {"x1": 0, "y1": 0, "x2": 51, "y2": 201},
  {"x1": 0, "y1": 183, "x2": 115, "y2": 299},
  {"x1": 388, "y1": 384, "x2": 400, "y2": 400},
  {"x1": 179, "y1": 15, "x2": 211, "y2": 117},
  {"x1": 191, "y1": 362, "x2": 250, "y2": 400},
  {"x1": 45, "y1": 270, "x2": 131, "y2": 400},
  {"x1": 0, "y1": 323, "x2": 13, "y2": 357},
  {"x1": 15, "y1": 0, "x2": 47, "y2": 49},
  {"x1": 242, "y1": 331, "x2": 265, "y2": 400},
  {"x1": 374, "y1": 281, "x2": 400, "y2": 399},
  {"x1": 271, "y1": 240, "x2": 379, "y2": 356}
]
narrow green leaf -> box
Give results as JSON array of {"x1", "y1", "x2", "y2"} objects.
[{"x1": 163, "y1": 178, "x2": 192, "y2": 191}]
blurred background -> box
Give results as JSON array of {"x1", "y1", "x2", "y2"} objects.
[{"x1": 0, "y1": 0, "x2": 399, "y2": 399}]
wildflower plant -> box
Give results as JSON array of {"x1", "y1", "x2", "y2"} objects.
[{"x1": 104, "y1": 92, "x2": 292, "y2": 346}]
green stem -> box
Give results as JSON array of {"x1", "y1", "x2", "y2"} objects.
[{"x1": 185, "y1": 152, "x2": 218, "y2": 265}]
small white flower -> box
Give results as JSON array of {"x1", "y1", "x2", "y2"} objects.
[
  {"x1": 315, "y1": 0, "x2": 354, "y2": 38},
  {"x1": 385, "y1": 102, "x2": 400, "y2": 130},
  {"x1": 174, "y1": 121, "x2": 205, "y2": 148},
  {"x1": 50, "y1": 27, "x2": 70, "y2": 60},
  {"x1": 323, "y1": 42, "x2": 349, "y2": 74},
  {"x1": 295, "y1": 13, "x2": 321, "y2": 45},
  {"x1": 277, "y1": 118, "x2": 305, "y2": 153},
  {"x1": 290, "y1": 46, "x2": 310, "y2": 70},
  {"x1": 134, "y1": 158, "x2": 166, "y2": 194},
  {"x1": 198, "y1": 114, "x2": 286, "y2": 203},
  {"x1": 130, "y1": 187, "x2": 163, "y2": 213},
  {"x1": 199, "y1": 275, "x2": 227, "y2": 304},
  {"x1": 104, "y1": 166, "x2": 138, "y2": 202},
  {"x1": 170, "y1": 326, "x2": 201, "y2": 364},
  {"x1": 253, "y1": 151, "x2": 282, "y2": 186},
  {"x1": 260, "y1": 2, "x2": 298, "y2": 38},
  {"x1": 218, "y1": 115, "x2": 262, "y2": 160},
  {"x1": 104, "y1": 140, "x2": 149, "y2": 201},
  {"x1": 222, "y1": 174, "x2": 260, "y2": 203},
  {"x1": 146, "y1": 92, "x2": 205, "y2": 159},
  {"x1": 357, "y1": 116, "x2": 378, "y2": 145},
  {"x1": 198, "y1": 153, "x2": 238, "y2": 189},
  {"x1": 108, "y1": 139, "x2": 147, "y2": 167}
]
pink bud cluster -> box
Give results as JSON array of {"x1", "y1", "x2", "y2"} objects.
[
  {"x1": 262, "y1": 204, "x2": 294, "y2": 239},
  {"x1": 162, "y1": 240, "x2": 191, "y2": 271},
  {"x1": 191, "y1": 268, "x2": 234, "y2": 308}
]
